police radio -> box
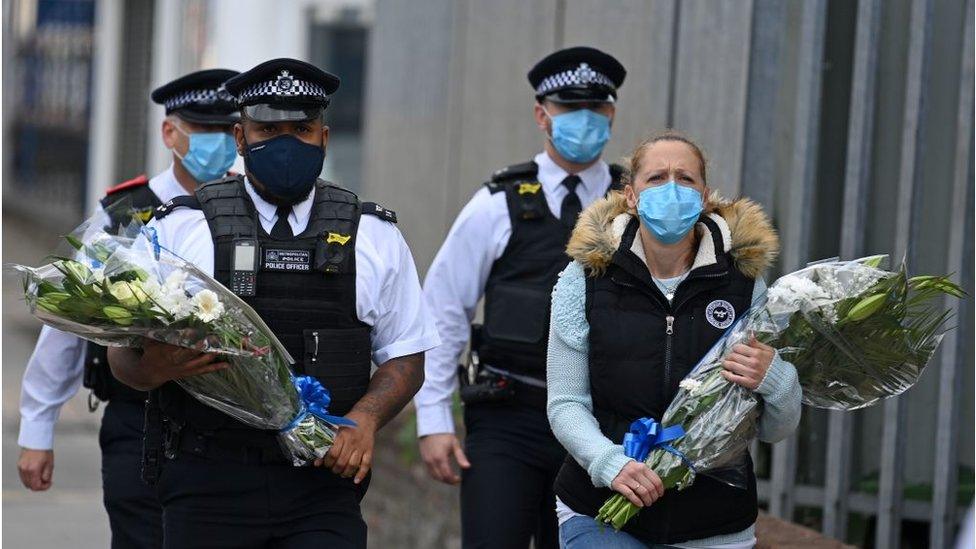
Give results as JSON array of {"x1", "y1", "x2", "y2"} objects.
[{"x1": 231, "y1": 240, "x2": 257, "y2": 297}]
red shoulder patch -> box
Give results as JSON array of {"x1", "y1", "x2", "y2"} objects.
[{"x1": 105, "y1": 174, "x2": 149, "y2": 195}]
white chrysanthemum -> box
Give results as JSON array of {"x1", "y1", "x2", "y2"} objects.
[
  {"x1": 767, "y1": 273, "x2": 835, "y2": 316},
  {"x1": 152, "y1": 287, "x2": 191, "y2": 319},
  {"x1": 679, "y1": 378, "x2": 704, "y2": 396},
  {"x1": 163, "y1": 271, "x2": 188, "y2": 293},
  {"x1": 191, "y1": 290, "x2": 224, "y2": 323}
]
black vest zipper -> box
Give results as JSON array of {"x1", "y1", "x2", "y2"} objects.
[
  {"x1": 611, "y1": 269, "x2": 727, "y2": 403},
  {"x1": 664, "y1": 315, "x2": 675, "y2": 396}
]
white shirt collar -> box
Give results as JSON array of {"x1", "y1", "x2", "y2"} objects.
[
  {"x1": 243, "y1": 176, "x2": 315, "y2": 229},
  {"x1": 534, "y1": 150, "x2": 609, "y2": 195},
  {"x1": 148, "y1": 164, "x2": 191, "y2": 203}
]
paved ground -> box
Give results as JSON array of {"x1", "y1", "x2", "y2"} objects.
[{"x1": 2, "y1": 211, "x2": 111, "y2": 547}]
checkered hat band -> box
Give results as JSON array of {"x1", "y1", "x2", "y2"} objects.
[
  {"x1": 237, "y1": 78, "x2": 329, "y2": 103},
  {"x1": 164, "y1": 88, "x2": 230, "y2": 111},
  {"x1": 535, "y1": 67, "x2": 615, "y2": 96}
]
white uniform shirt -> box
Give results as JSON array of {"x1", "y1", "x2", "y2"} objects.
[
  {"x1": 18, "y1": 165, "x2": 189, "y2": 450},
  {"x1": 413, "y1": 151, "x2": 614, "y2": 437},
  {"x1": 144, "y1": 178, "x2": 440, "y2": 367}
]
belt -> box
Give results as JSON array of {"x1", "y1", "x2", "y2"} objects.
[
  {"x1": 173, "y1": 424, "x2": 288, "y2": 466},
  {"x1": 484, "y1": 364, "x2": 548, "y2": 409},
  {"x1": 483, "y1": 364, "x2": 546, "y2": 388},
  {"x1": 169, "y1": 423, "x2": 373, "y2": 500}
]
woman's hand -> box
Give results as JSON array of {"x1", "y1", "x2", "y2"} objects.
[
  {"x1": 610, "y1": 461, "x2": 665, "y2": 507},
  {"x1": 721, "y1": 334, "x2": 775, "y2": 390}
]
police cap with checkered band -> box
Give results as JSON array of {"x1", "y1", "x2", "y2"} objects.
[
  {"x1": 224, "y1": 58, "x2": 341, "y2": 123},
  {"x1": 150, "y1": 68, "x2": 240, "y2": 125},
  {"x1": 527, "y1": 47, "x2": 626, "y2": 104}
]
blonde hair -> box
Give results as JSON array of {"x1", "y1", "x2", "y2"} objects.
[{"x1": 624, "y1": 130, "x2": 708, "y2": 186}]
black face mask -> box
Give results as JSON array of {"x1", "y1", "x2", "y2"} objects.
[{"x1": 243, "y1": 134, "x2": 325, "y2": 204}]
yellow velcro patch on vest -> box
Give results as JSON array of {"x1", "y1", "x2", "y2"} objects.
[
  {"x1": 518, "y1": 182, "x2": 542, "y2": 195},
  {"x1": 131, "y1": 208, "x2": 154, "y2": 223},
  {"x1": 326, "y1": 232, "x2": 352, "y2": 245}
]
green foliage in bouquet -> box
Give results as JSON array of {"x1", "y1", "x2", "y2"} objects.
[
  {"x1": 18, "y1": 233, "x2": 337, "y2": 462},
  {"x1": 768, "y1": 260, "x2": 964, "y2": 410}
]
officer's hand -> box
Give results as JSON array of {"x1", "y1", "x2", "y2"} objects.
[
  {"x1": 721, "y1": 334, "x2": 775, "y2": 391},
  {"x1": 610, "y1": 460, "x2": 664, "y2": 508},
  {"x1": 18, "y1": 448, "x2": 54, "y2": 491},
  {"x1": 139, "y1": 338, "x2": 230, "y2": 386},
  {"x1": 419, "y1": 433, "x2": 471, "y2": 485},
  {"x1": 315, "y1": 411, "x2": 376, "y2": 484}
]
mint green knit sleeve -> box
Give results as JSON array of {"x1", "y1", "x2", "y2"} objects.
[
  {"x1": 546, "y1": 261, "x2": 633, "y2": 488},
  {"x1": 752, "y1": 277, "x2": 803, "y2": 443}
]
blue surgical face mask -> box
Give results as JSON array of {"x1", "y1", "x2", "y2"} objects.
[
  {"x1": 172, "y1": 125, "x2": 237, "y2": 184},
  {"x1": 636, "y1": 181, "x2": 704, "y2": 244},
  {"x1": 243, "y1": 134, "x2": 325, "y2": 204},
  {"x1": 544, "y1": 107, "x2": 611, "y2": 163}
]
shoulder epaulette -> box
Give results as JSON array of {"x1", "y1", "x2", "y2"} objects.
[
  {"x1": 105, "y1": 174, "x2": 149, "y2": 196},
  {"x1": 490, "y1": 161, "x2": 538, "y2": 183},
  {"x1": 483, "y1": 180, "x2": 505, "y2": 194},
  {"x1": 361, "y1": 202, "x2": 397, "y2": 224},
  {"x1": 154, "y1": 195, "x2": 201, "y2": 220},
  {"x1": 483, "y1": 160, "x2": 539, "y2": 194}
]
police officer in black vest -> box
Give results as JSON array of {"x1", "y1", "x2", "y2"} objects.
[
  {"x1": 413, "y1": 47, "x2": 627, "y2": 548},
  {"x1": 106, "y1": 58, "x2": 439, "y2": 549},
  {"x1": 16, "y1": 68, "x2": 239, "y2": 549}
]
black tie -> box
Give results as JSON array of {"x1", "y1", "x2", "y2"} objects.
[
  {"x1": 560, "y1": 175, "x2": 582, "y2": 230},
  {"x1": 271, "y1": 205, "x2": 293, "y2": 239}
]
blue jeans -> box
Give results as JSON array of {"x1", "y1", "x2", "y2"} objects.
[{"x1": 559, "y1": 515, "x2": 679, "y2": 548}]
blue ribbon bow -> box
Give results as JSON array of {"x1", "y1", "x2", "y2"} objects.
[
  {"x1": 622, "y1": 417, "x2": 691, "y2": 469},
  {"x1": 283, "y1": 376, "x2": 357, "y2": 431}
]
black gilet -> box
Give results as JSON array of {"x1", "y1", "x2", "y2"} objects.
[
  {"x1": 154, "y1": 176, "x2": 388, "y2": 431},
  {"x1": 553, "y1": 216, "x2": 760, "y2": 544},
  {"x1": 84, "y1": 175, "x2": 162, "y2": 403},
  {"x1": 477, "y1": 160, "x2": 624, "y2": 380}
]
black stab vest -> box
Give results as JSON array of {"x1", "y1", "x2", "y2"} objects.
[
  {"x1": 84, "y1": 180, "x2": 163, "y2": 403},
  {"x1": 478, "y1": 161, "x2": 624, "y2": 380},
  {"x1": 157, "y1": 176, "x2": 374, "y2": 431},
  {"x1": 554, "y1": 216, "x2": 760, "y2": 544}
]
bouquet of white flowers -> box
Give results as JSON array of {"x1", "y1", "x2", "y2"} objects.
[
  {"x1": 597, "y1": 255, "x2": 963, "y2": 530},
  {"x1": 14, "y1": 209, "x2": 352, "y2": 465}
]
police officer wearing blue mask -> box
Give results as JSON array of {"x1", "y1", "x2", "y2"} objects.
[
  {"x1": 16, "y1": 68, "x2": 239, "y2": 549},
  {"x1": 413, "y1": 47, "x2": 626, "y2": 548},
  {"x1": 153, "y1": 69, "x2": 241, "y2": 186},
  {"x1": 106, "y1": 58, "x2": 439, "y2": 549}
]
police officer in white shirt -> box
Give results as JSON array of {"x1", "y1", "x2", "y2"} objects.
[
  {"x1": 413, "y1": 47, "x2": 627, "y2": 548},
  {"x1": 16, "y1": 68, "x2": 240, "y2": 549},
  {"x1": 106, "y1": 58, "x2": 440, "y2": 549}
]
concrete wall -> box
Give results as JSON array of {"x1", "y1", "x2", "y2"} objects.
[{"x1": 361, "y1": 0, "x2": 762, "y2": 272}]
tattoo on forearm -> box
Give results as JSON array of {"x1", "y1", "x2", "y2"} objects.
[{"x1": 352, "y1": 352, "x2": 425, "y2": 429}]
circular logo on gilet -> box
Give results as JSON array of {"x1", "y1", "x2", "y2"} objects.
[{"x1": 705, "y1": 299, "x2": 735, "y2": 329}]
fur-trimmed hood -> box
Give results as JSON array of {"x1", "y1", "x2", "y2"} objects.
[{"x1": 566, "y1": 191, "x2": 779, "y2": 279}]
